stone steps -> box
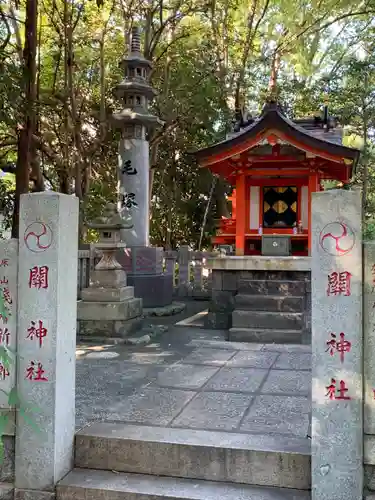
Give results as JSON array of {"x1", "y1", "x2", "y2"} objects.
[
  {"x1": 232, "y1": 310, "x2": 303, "y2": 330},
  {"x1": 57, "y1": 468, "x2": 311, "y2": 500},
  {"x1": 74, "y1": 423, "x2": 311, "y2": 490},
  {"x1": 238, "y1": 280, "x2": 306, "y2": 296},
  {"x1": 229, "y1": 327, "x2": 302, "y2": 344},
  {"x1": 235, "y1": 294, "x2": 304, "y2": 313}
]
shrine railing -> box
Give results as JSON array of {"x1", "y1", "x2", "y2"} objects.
[
  {"x1": 215, "y1": 217, "x2": 236, "y2": 234},
  {"x1": 77, "y1": 246, "x2": 217, "y2": 299}
]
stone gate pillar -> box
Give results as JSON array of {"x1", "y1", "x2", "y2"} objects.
[
  {"x1": 15, "y1": 192, "x2": 79, "y2": 500},
  {"x1": 311, "y1": 189, "x2": 362, "y2": 500}
]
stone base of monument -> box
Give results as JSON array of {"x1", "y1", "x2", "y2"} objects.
[
  {"x1": 118, "y1": 246, "x2": 173, "y2": 308},
  {"x1": 77, "y1": 293, "x2": 143, "y2": 338},
  {"x1": 77, "y1": 284, "x2": 143, "y2": 338},
  {"x1": 126, "y1": 273, "x2": 173, "y2": 308}
]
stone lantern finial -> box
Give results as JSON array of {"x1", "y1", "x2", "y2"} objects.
[{"x1": 130, "y1": 26, "x2": 141, "y2": 55}]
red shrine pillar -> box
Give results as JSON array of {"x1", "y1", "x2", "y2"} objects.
[
  {"x1": 235, "y1": 175, "x2": 246, "y2": 256},
  {"x1": 308, "y1": 172, "x2": 319, "y2": 254}
]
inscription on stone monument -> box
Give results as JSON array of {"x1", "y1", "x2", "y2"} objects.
[
  {"x1": 0, "y1": 239, "x2": 18, "y2": 417},
  {"x1": 312, "y1": 190, "x2": 362, "y2": 500}
]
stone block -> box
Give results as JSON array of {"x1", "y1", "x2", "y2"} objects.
[
  {"x1": 127, "y1": 273, "x2": 172, "y2": 307},
  {"x1": 78, "y1": 316, "x2": 143, "y2": 338},
  {"x1": 77, "y1": 297, "x2": 142, "y2": 321},
  {"x1": 14, "y1": 490, "x2": 55, "y2": 500},
  {"x1": 204, "y1": 367, "x2": 267, "y2": 393},
  {"x1": 118, "y1": 247, "x2": 164, "y2": 275},
  {"x1": 232, "y1": 310, "x2": 303, "y2": 330},
  {"x1": 228, "y1": 328, "x2": 302, "y2": 344},
  {"x1": 234, "y1": 294, "x2": 304, "y2": 313},
  {"x1": 154, "y1": 364, "x2": 219, "y2": 390},
  {"x1": 90, "y1": 268, "x2": 126, "y2": 288},
  {"x1": 172, "y1": 391, "x2": 253, "y2": 431},
  {"x1": 204, "y1": 312, "x2": 231, "y2": 330},
  {"x1": 211, "y1": 271, "x2": 223, "y2": 291},
  {"x1": 210, "y1": 290, "x2": 235, "y2": 313},
  {"x1": 58, "y1": 468, "x2": 312, "y2": 500},
  {"x1": 240, "y1": 395, "x2": 310, "y2": 438},
  {"x1": 365, "y1": 464, "x2": 375, "y2": 491},
  {"x1": 0, "y1": 485, "x2": 13, "y2": 500},
  {"x1": 80, "y1": 286, "x2": 134, "y2": 302},
  {"x1": 238, "y1": 279, "x2": 305, "y2": 296},
  {"x1": 75, "y1": 423, "x2": 311, "y2": 489},
  {"x1": 221, "y1": 271, "x2": 238, "y2": 291},
  {"x1": 0, "y1": 436, "x2": 14, "y2": 483}
]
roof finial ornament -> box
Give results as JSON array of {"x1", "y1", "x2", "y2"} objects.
[{"x1": 267, "y1": 50, "x2": 280, "y2": 103}]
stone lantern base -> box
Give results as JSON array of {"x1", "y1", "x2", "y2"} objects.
[{"x1": 77, "y1": 281, "x2": 143, "y2": 338}]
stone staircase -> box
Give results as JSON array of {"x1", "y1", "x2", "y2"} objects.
[
  {"x1": 57, "y1": 423, "x2": 311, "y2": 500},
  {"x1": 229, "y1": 277, "x2": 308, "y2": 344}
]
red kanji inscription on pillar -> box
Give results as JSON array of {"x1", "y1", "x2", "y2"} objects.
[
  {"x1": 26, "y1": 361, "x2": 48, "y2": 381},
  {"x1": 29, "y1": 266, "x2": 49, "y2": 289},
  {"x1": 2, "y1": 288, "x2": 12, "y2": 305},
  {"x1": 0, "y1": 260, "x2": 8, "y2": 268},
  {"x1": 0, "y1": 363, "x2": 9, "y2": 381},
  {"x1": 325, "y1": 332, "x2": 352, "y2": 363},
  {"x1": 327, "y1": 271, "x2": 352, "y2": 296},
  {"x1": 0, "y1": 328, "x2": 10, "y2": 346},
  {"x1": 326, "y1": 378, "x2": 351, "y2": 400},
  {"x1": 27, "y1": 320, "x2": 47, "y2": 348}
]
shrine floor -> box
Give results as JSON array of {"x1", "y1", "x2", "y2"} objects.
[{"x1": 75, "y1": 316, "x2": 312, "y2": 440}]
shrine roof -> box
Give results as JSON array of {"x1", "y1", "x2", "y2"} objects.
[{"x1": 195, "y1": 102, "x2": 360, "y2": 168}]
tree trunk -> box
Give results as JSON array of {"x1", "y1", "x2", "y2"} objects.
[{"x1": 12, "y1": 0, "x2": 38, "y2": 238}]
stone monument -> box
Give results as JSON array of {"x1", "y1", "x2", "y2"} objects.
[
  {"x1": 112, "y1": 25, "x2": 173, "y2": 308},
  {"x1": 77, "y1": 203, "x2": 143, "y2": 338},
  {"x1": 15, "y1": 192, "x2": 79, "y2": 500},
  {"x1": 311, "y1": 189, "x2": 363, "y2": 500}
]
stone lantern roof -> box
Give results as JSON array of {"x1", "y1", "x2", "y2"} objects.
[
  {"x1": 112, "y1": 26, "x2": 162, "y2": 130},
  {"x1": 89, "y1": 203, "x2": 132, "y2": 251}
]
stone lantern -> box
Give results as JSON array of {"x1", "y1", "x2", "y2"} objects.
[{"x1": 77, "y1": 203, "x2": 143, "y2": 338}]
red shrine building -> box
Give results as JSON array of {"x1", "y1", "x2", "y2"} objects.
[{"x1": 195, "y1": 102, "x2": 360, "y2": 256}]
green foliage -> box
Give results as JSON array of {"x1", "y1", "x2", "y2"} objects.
[{"x1": 1, "y1": 0, "x2": 375, "y2": 245}]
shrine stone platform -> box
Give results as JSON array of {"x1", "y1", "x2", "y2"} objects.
[
  {"x1": 69, "y1": 331, "x2": 312, "y2": 499},
  {"x1": 205, "y1": 256, "x2": 311, "y2": 344}
]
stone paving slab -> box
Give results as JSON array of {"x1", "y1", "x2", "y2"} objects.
[
  {"x1": 107, "y1": 387, "x2": 196, "y2": 425},
  {"x1": 204, "y1": 367, "x2": 268, "y2": 393},
  {"x1": 76, "y1": 323, "x2": 312, "y2": 440},
  {"x1": 261, "y1": 370, "x2": 311, "y2": 396},
  {"x1": 181, "y1": 347, "x2": 236, "y2": 366},
  {"x1": 241, "y1": 395, "x2": 311, "y2": 437},
  {"x1": 273, "y1": 352, "x2": 312, "y2": 371},
  {"x1": 226, "y1": 351, "x2": 278, "y2": 369},
  {"x1": 155, "y1": 363, "x2": 220, "y2": 390},
  {"x1": 171, "y1": 392, "x2": 254, "y2": 431}
]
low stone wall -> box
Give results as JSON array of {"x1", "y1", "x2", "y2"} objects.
[{"x1": 205, "y1": 269, "x2": 311, "y2": 341}]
